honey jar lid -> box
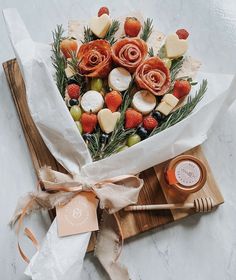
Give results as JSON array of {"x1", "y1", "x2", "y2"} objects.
[{"x1": 165, "y1": 155, "x2": 207, "y2": 193}]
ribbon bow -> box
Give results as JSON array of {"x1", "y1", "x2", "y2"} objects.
[{"x1": 10, "y1": 166, "x2": 144, "y2": 280}]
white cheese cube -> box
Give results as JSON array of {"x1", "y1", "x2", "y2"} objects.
[
  {"x1": 162, "y1": 94, "x2": 179, "y2": 108},
  {"x1": 156, "y1": 101, "x2": 173, "y2": 116}
]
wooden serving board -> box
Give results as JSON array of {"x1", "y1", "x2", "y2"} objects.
[{"x1": 3, "y1": 59, "x2": 224, "y2": 252}]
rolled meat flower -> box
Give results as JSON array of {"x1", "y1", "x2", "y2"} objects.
[
  {"x1": 135, "y1": 57, "x2": 171, "y2": 96},
  {"x1": 111, "y1": 38, "x2": 148, "y2": 73},
  {"x1": 77, "y1": 40, "x2": 112, "y2": 78}
]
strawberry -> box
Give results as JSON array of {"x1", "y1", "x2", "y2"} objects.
[
  {"x1": 125, "y1": 108, "x2": 143, "y2": 129},
  {"x1": 176, "y1": 29, "x2": 189, "y2": 40},
  {"x1": 124, "y1": 17, "x2": 141, "y2": 37},
  {"x1": 81, "y1": 113, "x2": 97, "y2": 133},
  {"x1": 60, "y1": 38, "x2": 78, "y2": 59},
  {"x1": 67, "y1": 84, "x2": 80, "y2": 99},
  {"x1": 105, "y1": 91, "x2": 122, "y2": 112},
  {"x1": 98, "y1": 6, "x2": 109, "y2": 17},
  {"x1": 143, "y1": 116, "x2": 158, "y2": 131},
  {"x1": 173, "y1": 80, "x2": 191, "y2": 99}
]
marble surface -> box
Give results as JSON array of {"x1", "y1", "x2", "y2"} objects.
[{"x1": 0, "y1": 0, "x2": 236, "y2": 279}]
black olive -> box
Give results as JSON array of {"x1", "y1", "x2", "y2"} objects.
[
  {"x1": 83, "y1": 133, "x2": 92, "y2": 142},
  {"x1": 67, "y1": 78, "x2": 79, "y2": 85},
  {"x1": 152, "y1": 110, "x2": 165, "y2": 122},
  {"x1": 69, "y1": 99, "x2": 79, "y2": 106},
  {"x1": 100, "y1": 133, "x2": 109, "y2": 144},
  {"x1": 136, "y1": 126, "x2": 148, "y2": 140}
]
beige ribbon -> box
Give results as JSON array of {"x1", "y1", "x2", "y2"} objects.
[{"x1": 10, "y1": 166, "x2": 144, "y2": 280}]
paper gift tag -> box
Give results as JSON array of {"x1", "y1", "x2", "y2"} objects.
[{"x1": 56, "y1": 192, "x2": 99, "y2": 237}]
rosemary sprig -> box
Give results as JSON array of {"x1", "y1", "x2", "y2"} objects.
[
  {"x1": 104, "y1": 20, "x2": 120, "y2": 45},
  {"x1": 140, "y1": 18, "x2": 153, "y2": 42},
  {"x1": 87, "y1": 130, "x2": 101, "y2": 160},
  {"x1": 120, "y1": 79, "x2": 135, "y2": 111},
  {"x1": 67, "y1": 53, "x2": 88, "y2": 95},
  {"x1": 163, "y1": 57, "x2": 187, "y2": 94},
  {"x1": 51, "y1": 25, "x2": 67, "y2": 97},
  {"x1": 82, "y1": 26, "x2": 97, "y2": 43},
  {"x1": 148, "y1": 47, "x2": 155, "y2": 57},
  {"x1": 149, "y1": 79, "x2": 208, "y2": 137},
  {"x1": 170, "y1": 56, "x2": 184, "y2": 82},
  {"x1": 66, "y1": 51, "x2": 79, "y2": 73}
]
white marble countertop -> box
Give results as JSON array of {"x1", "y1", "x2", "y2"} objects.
[{"x1": 0, "y1": 0, "x2": 236, "y2": 279}]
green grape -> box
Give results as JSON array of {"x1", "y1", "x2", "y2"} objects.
[
  {"x1": 127, "y1": 134, "x2": 141, "y2": 147},
  {"x1": 162, "y1": 58, "x2": 172, "y2": 69},
  {"x1": 91, "y1": 78, "x2": 103, "y2": 92},
  {"x1": 117, "y1": 145, "x2": 129, "y2": 152},
  {"x1": 70, "y1": 105, "x2": 82, "y2": 121},
  {"x1": 75, "y1": 121, "x2": 83, "y2": 133}
]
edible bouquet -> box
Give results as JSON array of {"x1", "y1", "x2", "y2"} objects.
[
  {"x1": 3, "y1": 6, "x2": 235, "y2": 280},
  {"x1": 53, "y1": 9, "x2": 205, "y2": 161}
]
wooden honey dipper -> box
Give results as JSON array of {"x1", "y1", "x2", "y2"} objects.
[{"x1": 125, "y1": 197, "x2": 215, "y2": 213}]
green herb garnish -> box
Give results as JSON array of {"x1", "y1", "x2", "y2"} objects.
[
  {"x1": 148, "y1": 47, "x2": 155, "y2": 57},
  {"x1": 87, "y1": 130, "x2": 102, "y2": 160},
  {"x1": 140, "y1": 18, "x2": 153, "y2": 42},
  {"x1": 104, "y1": 20, "x2": 120, "y2": 45},
  {"x1": 82, "y1": 26, "x2": 97, "y2": 43},
  {"x1": 170, "y1": 56, "x2": 184, "y2": 82},
  {"x1": 51, "y1": 25, "x2": 67, "y2": 98}
]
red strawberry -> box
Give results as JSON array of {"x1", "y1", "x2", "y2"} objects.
[
  {"x1": 98, "y1": 7, "x2": 109, "y2": 17},
  {"x1": 125, "y1": 109, "x2": 143, "y2": 129},
  {"x1": 67, "y1": 84, "x2": 80, "y2": 99},
  {"x1": 173, "y1": 80, "x2": 191, "y2": 99},
  {"x1": 60, "y1": 38, "x2": 78, "y2": 58},
  {"x1": 143, "y1": 116, "x2": 158, "y2": 131},
  {"x1": 105, "y1": 91, "x2": 122, "y2": 112},
  {"x1": 124, "y1": 17, "x2": 141, "y2": 37},
  {"x1": 176, "y1": 29, "x2": 189, "y2": 40},
  {"x1": 81, "y1": 113, "x2": 97, "y2": 133}
]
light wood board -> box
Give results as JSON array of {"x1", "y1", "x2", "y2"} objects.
[{"x1": 3, "y1": 59, "x2": 224, "y2": 252}]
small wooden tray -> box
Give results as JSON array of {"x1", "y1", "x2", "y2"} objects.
[{"x1": 3, "y1": 59, "x2": 224, "y2": 252}]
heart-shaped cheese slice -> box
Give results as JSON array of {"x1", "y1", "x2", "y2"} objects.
[
  {"x1": 132, "y1": 90, "x2": 156, "y2": 115},
  {"x1": 89, "y1": 14, "x2": 112, "y2": 39},
  {"x1": 98, "y1": 109, "x2": 121, "y2": 134},
  {"x1": 81, "y1": 90, "x2": 104, "y2": 113},
  {"x1": 165, "y1": 34, "x2": 188, "y2": 59}
]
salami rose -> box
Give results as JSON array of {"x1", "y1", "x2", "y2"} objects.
[
  {"x1": 135, "y1": 57, "x2": 171, "y2": 95},
  {"x1": 77, "y1": 40, "x2": 112, "y2": 78},
  {"x1": 111, "y1": 38, "x2": 147, "y2": 73}
]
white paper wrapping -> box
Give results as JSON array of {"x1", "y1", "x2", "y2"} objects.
[
  {"x1": 24, "y1": 220, "x2": 91, "y2": 280},
  {"x1": 3, "y1": 8, "x2": 236, "y2": 280}
]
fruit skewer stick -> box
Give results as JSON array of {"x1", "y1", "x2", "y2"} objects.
[{"x1": 124, "y1": 197, "x2": 216, "y2": 213}]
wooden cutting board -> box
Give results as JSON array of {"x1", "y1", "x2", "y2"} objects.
[{"x1": 3, "y1": 59, "x2": 224, "y2": 252}]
